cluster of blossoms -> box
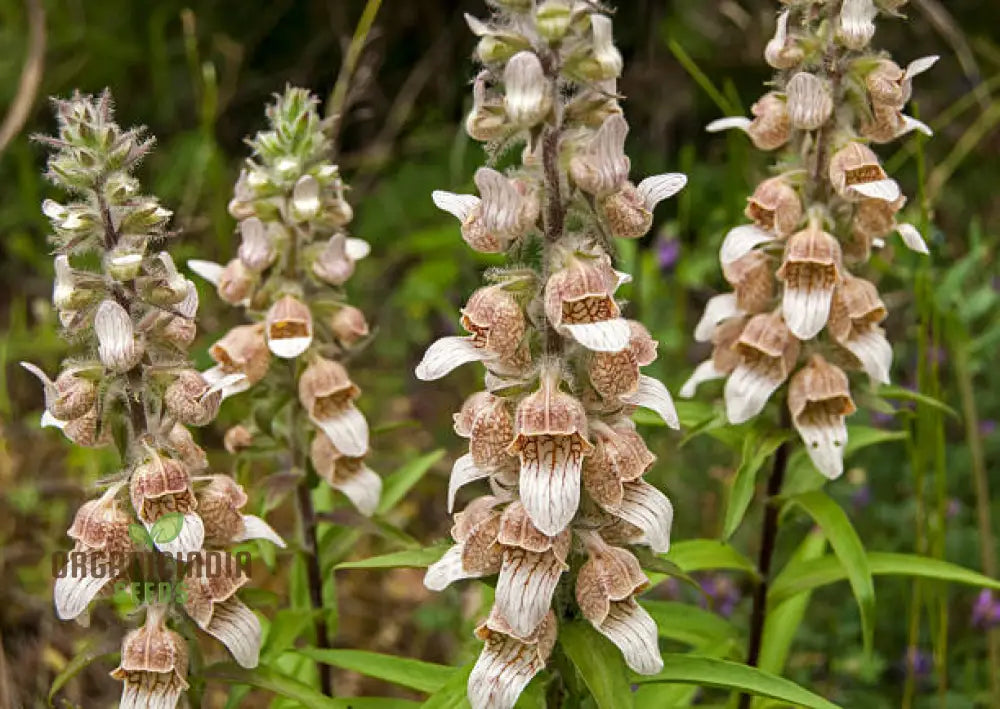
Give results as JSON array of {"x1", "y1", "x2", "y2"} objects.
[
  {"x1": 189, "y1": 87, "x2": 380, "y2": 515},
  {"x1": 683, "y1": 0, "x2": 935, "y2": 478},
  {"x1": 416, "y1": 3, "x2": 686, "y2": 706},
  {"x1": 24, "y1": 93, "x2": 284, "y2": 708}
]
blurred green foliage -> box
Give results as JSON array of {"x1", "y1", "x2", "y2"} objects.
[{"x1": 1, "y1": 0, "x2": 999, "y2": 707}]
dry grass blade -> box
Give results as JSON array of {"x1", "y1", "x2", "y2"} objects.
[{"x1": 0, "y1": 0, "x2": 46, "y2": 157}]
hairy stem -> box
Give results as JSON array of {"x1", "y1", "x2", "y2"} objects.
[{"x1": 739, "y1": 405, "x2": 791, "y2": 709}]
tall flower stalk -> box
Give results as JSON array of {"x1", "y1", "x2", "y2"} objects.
[
  {"x1": 416, "y1": 3, "x2": 686, "y2": 706},
  {"x1": 189, "y1": 86, "x2": 380, "y2": 696},
  {"x1": 24, "y1": 92, "x2": 284, "y2": 708},
  {"x1": 682, "y1": 0, "x2": 935, "y2": 694}
]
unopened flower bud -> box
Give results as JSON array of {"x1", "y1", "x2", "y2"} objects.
[
  {"x1": 165, "y1": 369, "x2": 222, "y2": 427},
  {"x1": 266, "y1": 295, "x2": 313, "y2": 358},
  {"x1": 105, "y1": 248, "x2": 145, "y2": 281},
  {"x1": 330, "y1": 305, "x2": 369, "y2": 346},
  {"x1": 141, "y1": 253, "x2": 190, "y2": 307},
  {"x1": 53, "y1": 255, "x2": 98, "y2": 311},
  {"x1": 786, "y1": 73, "x2": 833, "y2": 130},
  {"x1": 586, "y1": 15, "x2": 624, "y2": 80},
  {"x1": 224, "y1": 425, "x2": 254, "y2": 454},
  {"x1": 839, "y1": 0, "x2": 877, "y2": 50},
  {"x1": 504, "y1": 51, "x2": 551, "y2": 128},
  {"x1": 167, "y1": 422, "x2": 208, "y2": 471},
  {"x1": 536, "y1": 1, "x2": 572, "y2": 41},
  {"x1": 217, "y1": 258, "x2": 256, "y2": 305},
  {"x1": 238, "y1": 217, "x2": 276, "y2": 272},
  {"x1": 600, "y1": 183, "x2": 652, "y2": 239},
  {"x1": 291, "y1": 175, "x2": 321, "y2": 221},
  {"x1": 570, "y1": 113, "x2": 630, "y2": 197},
  {"x1": 95, "y1": 299, "x2": 143, "y2": 372}
]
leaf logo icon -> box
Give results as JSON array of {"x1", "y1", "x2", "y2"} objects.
[
  {"x1": 128, "y1": 523, "x2": 153, "y2": 550},
  {"x1": 149, "y1": 512, "x2": 185, "y2": 545}
]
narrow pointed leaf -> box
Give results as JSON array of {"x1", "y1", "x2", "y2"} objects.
[
  {"x1": 641, "y1": 601, "x2": 737, "y2": 646},
  {"x1": 724, "y1": 430, "x2": 791, "y2": 539},
  {"x1": 561, "y1": 621, "x2": 636, "y2": 709},
  {"x1": 665, "y1": 539, "x2": 760, "y2": 579},
  {"x1": 297, "y1": 648, "x2": 454, "y2": 694},
  {"x1": 335, "y1": 545, "x2": 448, "y2": 571},
  {"x1": 377, "y1": 449, "x2": 445, "y2": 514},
  {"x1": 784, "y1": 491, "x2": 875, "y2": 656},
  {"x1": 633, "y1": 654, "x2": 840, "y2": 709}
]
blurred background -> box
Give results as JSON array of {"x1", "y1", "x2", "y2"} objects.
[{"x1": 1, "y1": 0, "x2": 998, "y2": 706}]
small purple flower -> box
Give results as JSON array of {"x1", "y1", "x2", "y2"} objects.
[
  {"x1": 980, "y1": 419, "x2": 997, "y2": 437},
  {"x1": 972, "y1": 590, "x2": 1000, "y2": 629},
  {"x1": 698, "y1": 573, "x2": 741, "y2": 618},
  {"x1": 851, "y1": 484, "x2": 872, "y2": 510},
  {"x1": 657, "y1": 237, "x2": 680, "y2": 272},
  {"x1": 946, "y1": 498, "x2": 962, "y2": 519},
  {"x1": 905, "y1": 647, "x2": 932, "y2": 677},
  {"x1": 870, "y1": 410, "x2": 895, "y2": 429}
]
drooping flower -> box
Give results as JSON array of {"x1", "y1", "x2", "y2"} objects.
[
  {"x1": 111, "y1": 606, "x2": 190, "y2": 709},
  {"x1": 299, "y1": 355, "x2": 369, "y2": 457}
]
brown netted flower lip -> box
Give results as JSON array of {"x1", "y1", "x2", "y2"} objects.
[
  {"x1": 129, "y1": 454, "x2": 196, "y2": 522},
  {"x1": 460, "y1": 285, "x2": 528, "y2": 364}
]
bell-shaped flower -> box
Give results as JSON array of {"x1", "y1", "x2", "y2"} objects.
[
  {"x1": 20, "y1": 362, "x2": 97, "y2": 422},
  {"x1": 424, "y1": 495, "x2": 505, "y2": 591},
  {"x1": 838, "y1": 0, "x2": 877, "y2": 50},
  {"x1": 54, "y1": 483, "x2": 133, "y2": 620},
  {"x1": 313, "y1": 233, "x2": 356, "y2": 286},
  {"x1": 449, "y1": 392, "x2": 517, "y2": 511},
  {"x1": 681, "y1": 313, "x2": 748, "y2": 398},
  {"x1": 724, "y1": 311, "x2": 801, "y2": 424},
  {"x1": 725, "y1": 250, "x2": 775, "y2": 314},
  {"x1": 182, "y1": 554, "x2": 262, "y2": 668},
  {"x1": 827, "y1": 275, "x2": 893, "y2": 384},
  {"x1": 111, "y1": 606, "x2": 189, "y2": 709},
  {"x1": 503, "y1": 51, "x2": 551, "y2": 128},
  {"x1": 588, "y1": 321, "x2": 658, "y2": 401},
  {"x1": 40, "y1": 403, "x2": 109, "y2": 448},
  {"x1": 776, "y1": 225, "x2": 843, "y2": 339},
  {"x1": 309, "y1": 431, "x2": 382, "y2": 515},
  {"x1": 786, "y1": 72, "x2": 834, "y2": 130},
  {"x1": 829, "y1": 142, "x2": 901, "y2": 202},
  {"x1": 299, "y1": 355, "x2": 368, "y2": 457},
  {"x1": 788, "y1": 355, "x2": 857, "y2": 479},
  {"x1": 129, "y1": 452, "x2": 204, "y2": 554},
  {"x1": 745, "y1": 177, "x2": 802, "y2": 238},
  {"x1": 765, "y1": 10, "x2": 803, "y2": 69},
  {"x1": 237, "y1": 217, "x2": 277, "y2": 272},
  {"x1": 432, "y1": 168, "x2": 540, "y2": 253},
  {"x1": 865, "y1": 56, "x2": 938, "y2": 110},
  {"x1": 466, "y1": 71, "x2": 507, "y2": 142},
  {"x1": 468, "y1": 609, "x2": 557, "y2": 709},
  {"x1": 507, "y1": 374, "x2": 593, "y2": 535},
  {"x1": 95, "y1": 299, "x2": 143, "y2": 372},
  {"x1": 215, "y1": 258, "x2": 256, "y2": 306},
  {"x1": 707, "y1": 92, "x2": 790, "y2": 151},
  {"x1": 265, "y1": 295, "x2": 313, "y2": 358},
  {"x1": 416, "y1": 284, "x2": 529, "y2": 380},
  {"x1": 545, "y1": 252, "x2": 630, "y2": 352},
  {"x1": 197, "y1": 475, "x2": 285, "y2": 548},
  {"x1": 575, "y1": 531, "x2": 663, "y2": 674},
  {"x1": 582, "y1": 421, "x2": 655, "y2": 509},
  {"x1": 599, "y1": 173, "x2": 687, "y2": 240},
  {"x1": 164, "y1": 370, "x2": 226, "y2": 427},
  {"x1": 492, "y1": 502, "x2": 570, "y2": 637},
  {"x1": 206, "y1": 323, "x2": 270, "y2": 397}
]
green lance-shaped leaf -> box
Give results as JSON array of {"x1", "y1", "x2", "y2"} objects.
[
  {"x1": 633, "y1": 654, "x2": 841, "y2": 709},
  {"x1": 560, "y1": 621, "x2": 636, "y2": 709},
  {"x1": 334, "y1": 544, "x2": 448, "y2": 571},
  {"x1": 641, "y1": 600, "x2": 739, "y2": 647},
  {"x1": 664, "y1": 539, "x2": 760, "y2": 578},
  {"x1": 296, "y1": 647, "x2": 455, "y2": 694},
  {"x1": 148, "y1": 511, "x2": 185, "y2": 544},
  {"x1": 783, "y1": 491, "x2": 876, "y2": 656},
  {"x1": 377, "y1": 449, "x2": 446, "y2": 514},
  {"x1": 770, "y1": 551, "x2": 1000, "y2": 606},
  {"x1": 757, "y1": 530, "x2": 827, "y2": 681},
  {"x1": 723, "y1": 429, "x2": 791, "y2": 539}
]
